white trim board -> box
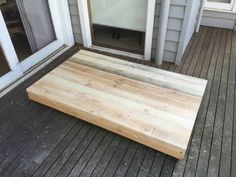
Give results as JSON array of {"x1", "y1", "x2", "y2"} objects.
[
  {"x1": 201, "y1": 9, "x2": 236, "y2": 29},
  {"x1": 77, "y1": 0, "x2": 156, "y2": 61}
]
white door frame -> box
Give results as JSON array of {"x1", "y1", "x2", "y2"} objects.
[
  {"x1": 0, "y1": 0, "x2": 74, "y2": 90},
  {"x1": 78, "y1": 0, "x2": 156, "y2": 61},
  {"x1": 0, "y1": 11, "x2": 23, "y2": 90}
]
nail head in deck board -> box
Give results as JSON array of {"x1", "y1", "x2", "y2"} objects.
[{"x1": 26, "y1": 50, "x2": 207, "y2": 159}]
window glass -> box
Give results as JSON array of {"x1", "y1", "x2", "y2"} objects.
[{"x1": 0, "y1": 46, "x2": 10, "y2": 76}]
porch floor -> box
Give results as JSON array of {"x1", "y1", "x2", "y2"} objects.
[{"x1": 0, "y1": 26, "x2": 236, "y2": 177}]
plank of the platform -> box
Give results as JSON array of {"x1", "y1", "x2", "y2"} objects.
[
  {"x1": 27, "y1": 59, "x2": 205, "y2": 159},
  {"x1": 53, "y1": 62, "x2": 200, "y2": 117},
  {"x1": 71, "y1": 50, "x2": 207, "y2": 97}
]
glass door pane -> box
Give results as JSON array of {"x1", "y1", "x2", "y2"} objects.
[
  {"x1": 89, "y1": 0, "x2": 147, "y2": 54},
  {"x1": 0, "y1": 0, "x2": 56, "y2": 62},
  {"x1": 0, "y1": 45, "x2": 10, "y2": 77}
]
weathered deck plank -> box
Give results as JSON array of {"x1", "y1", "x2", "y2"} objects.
[
  {"x1": 195, "y1": 28, "x2": 226, "y2": 177},
  {"x1": 180, "y1": 28, "x2": 219, "y2": 177}
]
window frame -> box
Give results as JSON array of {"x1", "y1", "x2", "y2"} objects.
[{"x1": 205, "y1": 0, "x2": 236, "y2": 11}]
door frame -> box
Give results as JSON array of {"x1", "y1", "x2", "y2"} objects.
[
  {"x1": 0, "y1": 0, "x2": 74, "y2": 90},
  {"x1": 78, "y1": 0, "x2": 156, "y2": 61},
  {"x1": 0, "y1": 11, "x2": 23, "y2": 90}
]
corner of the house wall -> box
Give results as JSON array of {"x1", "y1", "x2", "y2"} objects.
[{"x1": 174, "y1": 53, "x2": 182, "y2": 65}]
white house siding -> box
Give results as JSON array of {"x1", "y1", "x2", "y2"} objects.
[
  {"x1": 68, "y1": 0, "x2": 83, "y2": 44},
  {"x1": 152, "y1": 0, "x2": 187, "y2": 62},
  {"x1": 174, "y1": 0, "x2": 202, "y2": 64},
  {"x1": 183, "y1": 0, "x2": 201, "y2": 54},
  {"x1": 201, "y1": 10, "x2": 236, "y2": 30}
]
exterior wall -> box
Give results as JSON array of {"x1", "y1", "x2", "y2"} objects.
[
  {"x1": 174, "y1": 0, "x2": 202, "y2": 65},
  {"x1": 201, "y1": 10, "x2": 236, "y2": 30},
  {"x1": 152, "y1": 0, "x2": 187, "y2": 62},
  {"x1": 182, "y1": 0, "x2": 201, "y2": 53},
  {"x1": 68, "y1": 0, "x2": 196, "y2": 64}
]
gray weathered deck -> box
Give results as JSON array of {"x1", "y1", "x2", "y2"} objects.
[{"x1": 0, "y1": 26, "x2": 235, "y2": 177}]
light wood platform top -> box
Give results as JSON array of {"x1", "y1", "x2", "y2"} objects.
[{"x1": 27, "y1": 50, "x2": 207, "y2": 159}]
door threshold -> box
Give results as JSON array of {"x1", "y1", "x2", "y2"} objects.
[
  {"x1": 0, "y1": 45, "x2": 69, "y2": 98},
  {"x1": 90, "y1": 45, "x2": 145, "y2": 60}
]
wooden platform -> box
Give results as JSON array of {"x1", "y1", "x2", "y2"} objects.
[{"x1": 26, "y1": 50, "x2": 207, "y2": 159}]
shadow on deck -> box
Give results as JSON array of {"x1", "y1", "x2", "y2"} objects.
[{"x1": 0, "y1": 26, "x2": 235, "y2": 177}]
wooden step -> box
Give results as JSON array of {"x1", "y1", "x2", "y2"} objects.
[{"x1": 26, "y1": 50, "x2": 207, "y2": 159}]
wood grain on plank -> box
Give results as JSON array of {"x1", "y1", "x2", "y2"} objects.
[{"x1": 27, "y1": 50, "x2": 207, "y2": 159}]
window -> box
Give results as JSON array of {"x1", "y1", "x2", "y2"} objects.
[{"x1": 205, "y1": 0, "x2": 236, "y2": 11}]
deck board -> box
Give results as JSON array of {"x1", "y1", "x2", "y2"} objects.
[{"x1": 0, "y1": 27, "x2": 235, "y2": 177}]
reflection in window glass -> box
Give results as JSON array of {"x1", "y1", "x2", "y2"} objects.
[
  {"x1": 0, "y1": 0, "x2": 56, "y2": 62},
  {"x1": 0, "y1": 46, "x2": 10, "y2": 76}
]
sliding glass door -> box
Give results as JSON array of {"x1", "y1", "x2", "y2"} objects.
[{"x1": 0, "y1": 0, "x2": 72, "y2": 91}]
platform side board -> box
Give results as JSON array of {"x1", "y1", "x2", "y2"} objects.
[{"x1": 27, "y1": 50, "x2": 207, "y2": 159}]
